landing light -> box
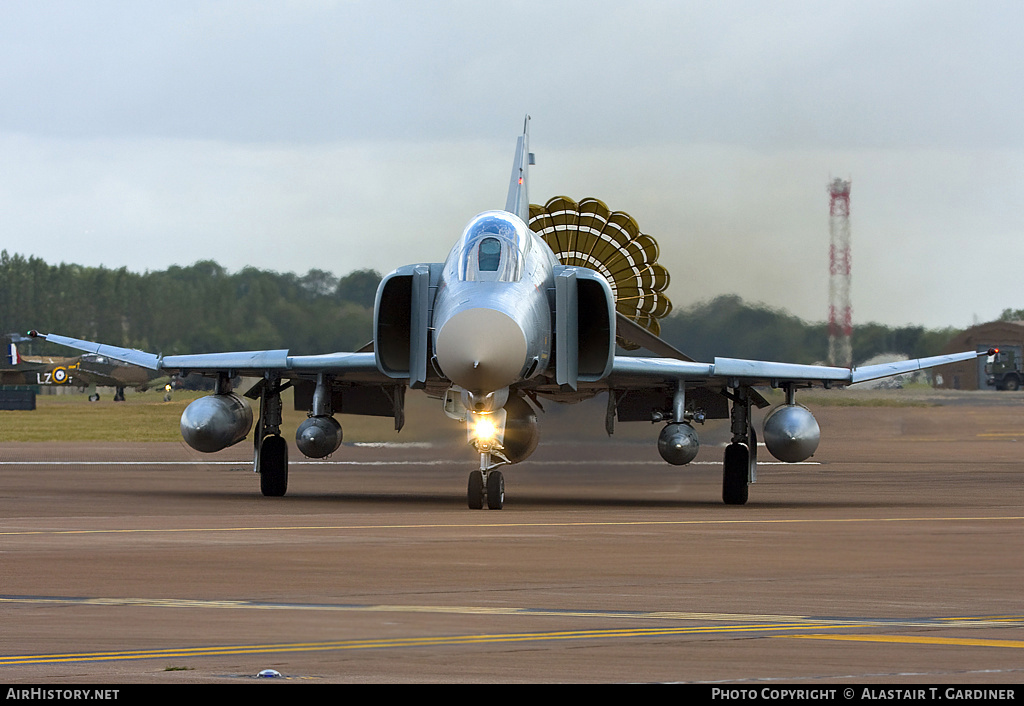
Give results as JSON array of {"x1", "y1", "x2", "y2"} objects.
[
  {"x1": 475, "y1": 416, "x2": 498, "y2": 442},
  {"x1": 468, "y1": 408, "x2": 506, "y2": 452}
]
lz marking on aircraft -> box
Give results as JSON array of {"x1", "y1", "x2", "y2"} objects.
[{"x1": 31, "y1": 119, "x2": 991, "y2": 509}]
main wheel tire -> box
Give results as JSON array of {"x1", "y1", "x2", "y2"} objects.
[
  {"x1": 486, "y1": 470, "x2": 504, "y2": 510},
  {"x1": 722, "y1": 443, "x2": 749, "y2": 506},
  {"x1": 259, "y1": 435, "x2": 289, "y2": 497},
  {"x1": 468, "y1": 470, "x2": 484, "y2": 509}
]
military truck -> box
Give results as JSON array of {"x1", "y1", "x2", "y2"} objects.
[{"x1": 985, "y1": 348, "x2": 1023, "y2": 390}]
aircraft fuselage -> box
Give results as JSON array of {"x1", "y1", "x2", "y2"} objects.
[{"x1": 432, "y1": 210, "x2": 558, "y2": 406}]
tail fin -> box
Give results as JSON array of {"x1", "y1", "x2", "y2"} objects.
[
  {"x1": 504, "y1": 115, "x2": 532, "y2": 222},
  {"x1": 7, "y1": 342, "x2": 19, "y2": 365}
]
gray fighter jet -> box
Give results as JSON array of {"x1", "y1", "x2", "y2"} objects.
[{"x1": 31, "y1": 119, "x2": 988, "y2": 508}]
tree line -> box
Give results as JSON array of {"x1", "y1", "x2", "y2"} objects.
[
  {"x1": 0, "y1": 252, "x2": 378, "y2": 356},
  {"x1": 660, "y1": 294, "x2": 960, "y2": 365},
  {"x1": 1, "y1": 251, "x2": 960, "y2": 364}
]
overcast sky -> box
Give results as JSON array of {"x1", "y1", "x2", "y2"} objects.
[{"x1": 1, "y1": 1, "x2": 1021, "y2": 330}]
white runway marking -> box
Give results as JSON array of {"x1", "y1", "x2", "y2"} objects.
[{"x1": 0, "y1": 459, "x2": 820, "y2": 466}]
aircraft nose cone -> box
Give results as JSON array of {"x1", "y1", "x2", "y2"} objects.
[{"x1": 435, "y1": 308, "x2": 528, "y2": 393}]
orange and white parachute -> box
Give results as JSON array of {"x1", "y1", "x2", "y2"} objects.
[{"x1": 528, "y1": 196, "x2": 672, "y2": 347}]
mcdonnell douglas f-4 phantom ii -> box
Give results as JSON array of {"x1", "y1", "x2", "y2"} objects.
[{"x1": 31, "y1": 119, "x2": 989, "y2": 509}]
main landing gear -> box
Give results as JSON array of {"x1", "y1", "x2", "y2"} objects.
[
  {"x1": 722, "y1": 386, "x2": 757, "y2": 505},
  {"x1": 254, "y1": 375, "x2": 289, "y2": 497},
  {"x1": 722, "y1": 442, "x2": 750, "y2": 505},
  {"x1": 259, "y1": 434, "x2": 288, "y2": 497}
]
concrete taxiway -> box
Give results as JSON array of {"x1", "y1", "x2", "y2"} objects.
[{"x1": 1, "y1": 391, "x2": 1023, "y2": 683}]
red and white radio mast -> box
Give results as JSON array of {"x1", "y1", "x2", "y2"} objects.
[{"x1": 827, "y1": 178, "x2": 852, "y2": 368}]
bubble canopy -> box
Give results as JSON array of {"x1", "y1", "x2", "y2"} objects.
[{"x1": 456, "y1": 211, "x2": 531, "y2": 282}]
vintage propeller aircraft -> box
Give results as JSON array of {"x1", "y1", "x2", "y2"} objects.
[
  {"x1": 31, "y1": 119, "x2": 988, "y2": 509},
  {"x1": 4, "y1": 336, "x2": 171, "y2": 400},
  {"x1": 3, "y1": 338, "x2": 80, "y2": 387}
]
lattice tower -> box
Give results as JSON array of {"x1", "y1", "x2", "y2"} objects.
[{"x1": 827, "y1": 178, "x2": 852, "y2": 368}]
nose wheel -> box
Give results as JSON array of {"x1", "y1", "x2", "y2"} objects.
[{"x1": 468, "y1": 469, "x2": 504, "y2": 510}]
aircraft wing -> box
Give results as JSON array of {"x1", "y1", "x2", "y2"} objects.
[
  {"x1": 37, "y1": 330, "x2": 985, "y2": 390},
  {"x1": 593, "y1": 348, "x2": 988, "y2": 433},
  {"x1": 30, "y1": 332, "x2": 388, "y2": 383},
  {"x1": 606, "y1": 349, "x2": 986, "y2": 389}
]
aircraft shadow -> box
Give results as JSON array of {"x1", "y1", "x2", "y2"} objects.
[{"x1": 105, "y1": 487, "x2": 947, "y2": 511}]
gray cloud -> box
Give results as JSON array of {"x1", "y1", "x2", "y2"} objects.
[{"x1": 1, "y1": 1, "x2": 1022, "y2": 330}]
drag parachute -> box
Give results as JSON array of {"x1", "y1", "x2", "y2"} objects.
[{"x1": 529, "y1": 196, "x2": 672, "y2": 348}]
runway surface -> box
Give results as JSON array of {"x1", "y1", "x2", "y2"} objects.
[{"x1": 2, "y1": 393, "x2": 1024, "y2": 683}]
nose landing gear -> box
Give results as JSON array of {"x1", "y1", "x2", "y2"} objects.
[
  {"x1": 468, "y1": 466, "x2": 505, "y2": 510},
  {"x1": 465, "y1": 409, "x2": 508, "y2": 510}
]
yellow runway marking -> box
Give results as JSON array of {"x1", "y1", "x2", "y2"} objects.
[
  {"x1": 2, "y1": 515, "x2": 1023, "y2": 537},
  {"x1": 4, "y1": 595, "x2": 1022, "y2": 665},
  {"x1": 784, "y1": 634, "x2": 1024, "y2": 649},
  {"x1": 6, "y1": 595, "x2": 1024, "y2": 630},
  {"x1": 0, "y1": 624, "x2": 859, "y2": 666},
  {"x1": 6, "y1": 624, "x2": 1022, "y2": 666}
]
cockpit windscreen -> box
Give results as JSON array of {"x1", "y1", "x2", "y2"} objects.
[{"x1": 456, "y1": 212, "x2": 530, "y2": 282}]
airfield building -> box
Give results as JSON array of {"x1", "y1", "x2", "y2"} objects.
[{"x1": 933, "y1": 321, "x2": 1024, "y2": 390}]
